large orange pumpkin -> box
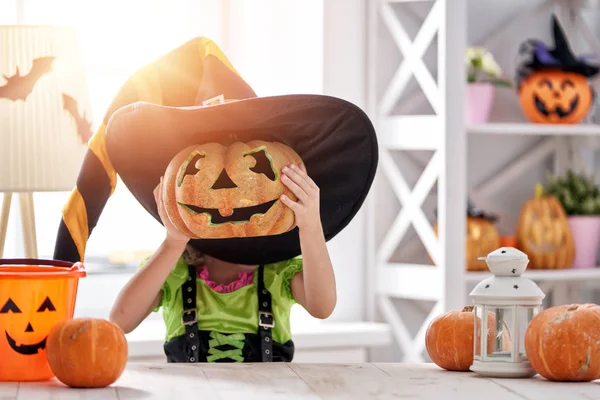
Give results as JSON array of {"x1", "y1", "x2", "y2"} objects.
[
  {"x1": 519, "y1": 69, "x2": 593, "y2": 124},
  {"x1": 162, "y1": 140, "x2": 303, "y2": 239},
  {"x1": 524, "y1": 304, "x2": 600, "y2": 382},
  {"x1": 46, "y1": 318, "x2": 128, "y2": 388},
  {"x1": 425, "y1": 306, "x2": 496, "y2": 371},
  {"x1": 515, "y1": 184, "x2": 575, "y2": 269}
]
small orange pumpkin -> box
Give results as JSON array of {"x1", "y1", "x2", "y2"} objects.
[
  {"x1": 516, "y1": 184, "x2": 574, "y2": 269},
  {"x1": 525, "y1": 304, "x2": 600, "y2": 382},
  {"x1": 425, "y1": 306, "x2": 495, "y2": 371},
  {"x1": 519, "y1": 69, "x2": 593, "y2": 124},
  {"x1": 162, "y1": 141, "x2": 303, "y2": 239},
  {"x1": 46, "y1": 318, "x2": 128, "y2": 388}
]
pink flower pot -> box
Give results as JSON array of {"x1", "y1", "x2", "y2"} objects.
[
  {"x1": 567, "y1": 216, "x2": 600, "y2": 268},
  {"x1": 466, "y1": 83, "x2": 495, "y2": 125}
]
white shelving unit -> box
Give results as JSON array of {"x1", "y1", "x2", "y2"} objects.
[{"x1": 366, "y1": 0, "x2": 600, "y2": 362}]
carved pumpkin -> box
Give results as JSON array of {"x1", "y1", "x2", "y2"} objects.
[
  {"x1": 425, "y1": 306, "x2": 496, "y2": 371},
  {"x1": 162, "y1": 140, "x2": 303, "y2": 239},
  {"x1": 433, "y1": 203, "x2": 500, "y2": 271},
  {"x1": 524, "y1": 304, "x2": 600, "y2": 382},
  {"x1": 519, "y1": 69, "x2": 593, "y2": 124},
  {"x1": 46, "y1": 318, "x2": 128, "y2": 388},
  {"x1": 0, "y1": 275, "x2": 80, "y2": 381},
  {"x1": 516, "y1": 184, "x2": 575, "y2": 269}
]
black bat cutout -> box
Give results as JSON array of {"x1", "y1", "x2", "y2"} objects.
[
  {"x1": 62, "y1": 93, "x2": 93, "y2": 144},
  {"x1": 0, "y1": 56, "x2": 55, "y2": 101}
]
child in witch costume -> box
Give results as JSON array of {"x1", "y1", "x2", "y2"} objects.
[{"x1": 52, "y1": 38, "x2": 378, "y2": 363}]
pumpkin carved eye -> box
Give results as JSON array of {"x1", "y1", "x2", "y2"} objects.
[
  {"x1": 177, "y1": 152, "x2": 205, "y2": 187},
  {"x1": 538, "y1": 79, "x2": 552, "y2": 89},
  {"x1": 244, "y1": 149, "x2": 277, "y2": 181},
  {"x1": 37, "y1": 296, "x2": 56, "y2": 312},
  {"x1": 561, "y1": 79, "x2": 574, "y2": 90},
  {"x1": 0, "y1": 298, "x2": 21, "y2": 314}
]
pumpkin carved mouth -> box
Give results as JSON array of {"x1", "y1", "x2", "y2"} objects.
[
  {"x1": 178, "y1": 199, "x2": 278, "y2": 225},
  {"x1": 5, "y1": 331, "x2": 47, "y2": 355},
  {"x1": 534, "y1": 94, "x2": 579, "y2": 118}
]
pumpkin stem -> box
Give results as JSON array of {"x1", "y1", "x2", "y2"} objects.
[
  {"x1": 534, "y1": 183, "x2": 544, "y2": 199},
  {"x1": 567, "y1": 304, "x2": 579, "y2": 311},
  {"x1": 462, "y1": 306, "x2": 474, "y2": 312}
]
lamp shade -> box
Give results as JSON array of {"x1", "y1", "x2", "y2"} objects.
[{"x1": 0, "y1": 25, "x2": 91, "y2": 192}]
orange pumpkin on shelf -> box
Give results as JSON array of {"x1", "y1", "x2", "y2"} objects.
[
  {"x1": 516, "y1": 15, "x2": 599, "y2": 125},
  {"x1": 515, "y1": 184, "x2": 574, "y2": 269},
  {"x1": 46, "y1": 318, "x2": 128, "y2": 388},
  {"x1": 162, "y1": 141, "x2": 303, "y2": 239},
  {"x1": 433, "y1": 202, "x2": 500, "y2": 271},
  {"x1": 525, "y1": 304, "x2": 600, "y2": 382},
  {"x1": 518, "y1": 69, "x2": 593, "y2": 124}
]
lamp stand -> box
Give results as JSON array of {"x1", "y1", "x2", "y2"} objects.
[{"x1": 0, "y1": 192, "x2": 38, "y2": 259}]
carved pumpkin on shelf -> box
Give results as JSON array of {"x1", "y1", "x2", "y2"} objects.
[
  {"x1": 519, "y1": 69, "x2": 593, "y2": 124},
  {"x1": 433, "y1": 202, "x2": 500, "y2": 271},
  {"x1": 162, "y1": 140, "x2": 303, "y2": 239},
  {"x1": 515, "y1": 184, "x2": 575, "y2": 269},
  {"x1": 516, "y1": 15, "x2": 599, "y2": 125}
]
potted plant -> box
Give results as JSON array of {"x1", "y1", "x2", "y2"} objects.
[
  {"x1": 545, "y1": 169, "x2": 600, "y2": 268},
  {"x1": 465, "y1": 47, "x2": 511, "y2": 124}
]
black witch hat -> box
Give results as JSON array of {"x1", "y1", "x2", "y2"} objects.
[
  {"x1": 53, "y1": 37, "x2": 378, "y2": 266},
  {"x1": 516, "y1": 14, "x2": 600, "y2": 88}
]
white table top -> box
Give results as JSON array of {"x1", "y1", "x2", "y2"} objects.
[{"x1": 1, "y1": 362, "x2": 599, "y2": 400}]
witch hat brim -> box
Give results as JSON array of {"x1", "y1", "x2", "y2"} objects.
[
  {"x1": 53, "y1": 37, "x2": 378, "y2": 266},
  {"x1": 105, "y1": 96, "x2": 377, "y2": 265}
]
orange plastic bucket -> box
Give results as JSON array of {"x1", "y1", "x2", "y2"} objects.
[{"x1": 0, "y1": 258, "x2": 85, "y2": 381}]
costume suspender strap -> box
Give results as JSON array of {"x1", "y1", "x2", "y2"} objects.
[
  {"x1": 257, "y1": 265, "x2": 274, "y2": 362},
  {"x1": 181, "y1": 264, "x2": 200, "y2": 362}
]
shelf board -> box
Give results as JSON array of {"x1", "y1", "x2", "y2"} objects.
[
  {"x1": 465, "y1": 267, "x2": 600, "y2": 283},
  {"x1": 468, "y1": 123, "x2": 600, "y2": 136}
]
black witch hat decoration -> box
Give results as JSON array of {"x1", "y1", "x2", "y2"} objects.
[
  {"x1": 53, "y1": 37, "x2": 378, "y2": 266},
  {"x1": 516, "y1": 14, "x2": 600, "y2": 88}
]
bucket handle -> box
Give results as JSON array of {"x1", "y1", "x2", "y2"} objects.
[{"x1": 0, "y1": 258, "x2": 85, "y2": 274}]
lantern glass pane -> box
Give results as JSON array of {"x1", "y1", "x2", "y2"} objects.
[
  {"x1": 484, "y1": 307, "x2": 514, "y2": 362},
  {"x1": 474, "y1": 305, "x2": 484, "y2": 359},
  {"x1": 515, "y1": 306, "x2": 541, "y2": 361}
]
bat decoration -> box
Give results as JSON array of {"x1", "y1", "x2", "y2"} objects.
[
  {"x1": 62, "y1": 93, "x2": 93, "y2": 144},
  {"x1": 0, "y1": 56, "x2": 55, "y2": 101}
]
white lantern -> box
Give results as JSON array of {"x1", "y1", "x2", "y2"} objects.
[{"x1": 469, "y1": 247, "x2": 545, "y2": 378}]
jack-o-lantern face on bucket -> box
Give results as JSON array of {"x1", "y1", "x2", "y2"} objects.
[
  {"x1": 519, "y1": 69, "x2": 593, "y2": 124},
  {"x1": 0, "y1": 296, "x2": 56, "y2": 355},
  {"x1": 0, "y1": 273, "x2": 80, "y2": 381},
  {"x1": 163, "y1": 140, "x2": 304, "y2": 239}
]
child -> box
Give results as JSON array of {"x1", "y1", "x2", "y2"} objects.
[
  {"x1": 52, "y1": 37, "x2": 377, "y2": 362},
  {"x1": 109, "y1": 163, "x2": 337, "y2": 363}
]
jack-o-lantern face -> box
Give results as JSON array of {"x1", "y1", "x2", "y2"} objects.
[
  {"x1": 0, "y1": 296, "x2": 56, "y2": 355},
  {"x1": 163, "y1": 140, "x2": 303, "y2": 239},
  {"x1": 519, "y1": 69, "x2": 593, "y2": 124},
  {"x1": 516, "y1": 189, "x2": 575, "y2": 269}
]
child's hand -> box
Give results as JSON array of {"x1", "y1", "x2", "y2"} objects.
[
  {"x1": 154, "y1": 177, "x2": 190, "y2": 244},
  {"x1": 280, "y1": 164, "x2": 321, "y2": 232}
]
